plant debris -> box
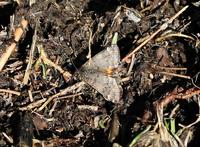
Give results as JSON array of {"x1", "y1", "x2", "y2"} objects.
[{"x1": 0, "y1": 0, "x2": 200, "y2": 146}]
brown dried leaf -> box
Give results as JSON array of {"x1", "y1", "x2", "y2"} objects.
[{"x1": 32, "y1": 114, "x2": 48, "y2": 130}]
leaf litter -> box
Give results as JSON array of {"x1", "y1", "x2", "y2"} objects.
[{"x1": 0, "y1": 0, "x2": 200, "y2": 146}]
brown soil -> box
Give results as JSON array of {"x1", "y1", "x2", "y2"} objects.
[{"x1": 0, "y1": 0, "x2": 200, "y2": 146}]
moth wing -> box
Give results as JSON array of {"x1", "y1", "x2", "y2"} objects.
[
  {"x1": 83, "y1": 45, "x2": 121, "y2": 70},
  {"x1": 80, "y1": 69, "x2": 122, "y2": 103}
]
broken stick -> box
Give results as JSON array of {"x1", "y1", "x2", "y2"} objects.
[
  {"x1": 122, "y1": 6, "x2": 189, "y2": 62},
  {"x1": 0, "y1": 18, "x2": 28, "y2": 71}
]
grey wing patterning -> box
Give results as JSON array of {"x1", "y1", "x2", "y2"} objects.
[
  {"x1": 80, "y1": 68, "x2": 122, "y2": 103},
  {"x1": 90, "y1": 44, "x2": 121, "y2": 69},
  {"x1": 80, "y1": 32, "x2": 122, "y2": 103}
]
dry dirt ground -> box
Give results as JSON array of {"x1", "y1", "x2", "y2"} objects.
[{"x1": 0, "y1": 0, "x2": 200, "y2": 146}]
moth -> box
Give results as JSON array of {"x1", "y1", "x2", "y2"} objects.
[{"x1": 80, "y1": 33, "x2": 123, "y2": 103}]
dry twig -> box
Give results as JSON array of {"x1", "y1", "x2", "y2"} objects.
[
  {"x1": 19, "y1": 98, "x2": 47, "y2": 111},
  {"x1": 0, "y1": 18, "x2": 28, "y2": 71},
  {"x1": 36, "y1": 45, "x2": 72, "y2": 82},
  {"x1": 2, "y1": 132, "x2": 13, "y2": 144},
  {"x1": 159, "y1": 71, "x2": 191, "y2": 79},
  {"x1": 23, "y1": 22, "x2": 38, "y2": 85},
  {"x1": 37, "y1": 82, "x2": 84, "y2": 111},
  {"x1": 0, "y1": 1, "x2": 10, "y2": 6},
  {"x1": 122, "y1": 6, "x2": 189, "y2": 63},
  {"x1": 157, "y1": 87, "x2": 200, "y2": 108},
  {"x1": 0, "y1": 89, "x2": 20, "y2": 96},
  {"x1": 154, "y1": 65, "x2": 187, "y2": 71},
  {"x1": 156, "y1": 33, "x2": 195, "y2": 42}
]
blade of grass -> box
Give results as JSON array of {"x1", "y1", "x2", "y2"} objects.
[{"x1": 128, "y1": 125, "x2": 151, "y2": 147}]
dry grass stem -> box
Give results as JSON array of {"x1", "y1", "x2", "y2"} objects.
[
  {"x1": 127, "y1": 53, "x2": 135, "y2": 75},
  {"x1": 39, "y1": 47, "x2": 72, "y2": 82},
  {"x1": 55, "y1": 92, "x2": 83, "y2": 100},
  {"x1": 156, "y1": 33, "x2": 195, "y2": 42},
  {"x1": 179, "y1": 98, "x2": 200, "y2": 129},
  {"x1": 19, "y1": 98, "x2": 47, "y2": 111},
  {"x1": 87, "y1": 27, "x2": 93, "y2": 59},
  {"x1": 0, "y1": 1, "x2": 10, "y2": 6},
  {"x1": 49, "y1": 100, "x2": 58, "y2": 116},
  {"x1": 2, "y1": 132, "x2": 13, "y2": 144},
  {"x1": 37, "y1": 82, "x2": 84, "y2": 111},
  {"x1": 77, "y1": 105, "x2": 99, "y2": 111},
  {"x1": 154, "y1": 65, "x2": 187, "y2": 71},
  {"x1": 0, "y1": 89, "x2": 20, "y2": 96},
  {"x1": 0, "y1": 18, "x2": 28, "y2": 71},
  {"x1": 28, "y1": 89, "x2": 34, "y2": 102},
  {"x1": 23, "y1": 23, "x2": 37, "y2": 85},
  {"x1": 159, "y1": 71, "x2": 191, "y2": 79},
  {"x1": 122, "y1": 5, "x2": 189, "y2": 62}
]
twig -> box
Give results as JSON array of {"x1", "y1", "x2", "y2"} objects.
[
  {"x1": 0, "y1": 18, "x2": 28, "y2": 71},
  {"x1": 154, "y1": 65, "x2": 187, "y2": 71},
  {"x1": 122, "y1": 6, "x2": 189, "y2": 62},
  {"x1": 0, "y1": 1, "x2": 10, "y2": 6},
  {"x1": 9, "y1": 15, "x2": 15, "y2": 38},
  {"x1": 181, "y1": 115, "x2": 200, "y2": 129},
  {"x1": 127, "y1": 53, "x2": 135, "y2": 75},
  {"x1": 49, "y1": 100, "x2": 58, "y2": 116},
  {"x1": 87, "y1": 27, "x2": 93, "y2": 59},
  {"x1": 156, "y1": 95, "x2": 185, "y2": 147},
  {"x1": 37, "y1": 45, "x2": 72, "y2": 82},
  {"x1": 0, "y1": 89, "x2": 20, "y2": 96},
  {"x1": 156, "y1": 33, "x2": 195, "y2": 42},
  {"x1": 19, "y1": 98, "x2": 47, "y2": 111},
  {"x1": 169, "y1": 104, "x2": 180, "y2": 118},
  {"x1": 77, "y1": 105, "x2": 99, "y2": 111},
  {"x1": 179, "y1": 98, "x2": 200, "y2": 129},
  {"x1": 28, "y1": 89, "x2": 34, "y2": 102},
  {"x1": 2, "y1": 132, "x2": 13, "y2": 144},
  {"x1": 23, "y1": 22, "x2": 38, "y2": 85},
  {"x1": 37, "y1": 82, "x2": 84, "y2": 111},
  {"x1": 157, "y1": 87, "x2": 200, "y2": 108},
  {"x1": 176, "y1": 89, "x2": 200, "y2": 99},
  {"x1": 55, "y1": 92, "x2": 83, "y2": 100},
  {"x1": 159, "y1": 71, "x2": 191, "y2": 79}
]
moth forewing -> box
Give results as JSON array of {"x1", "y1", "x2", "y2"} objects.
[{"x1": 80, "y1": 32, "x2": 123, "y2": 103}]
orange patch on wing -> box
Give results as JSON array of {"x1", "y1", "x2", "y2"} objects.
[{"x1": 105, "y1": 67, "x2": 115, "y2": 75}]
